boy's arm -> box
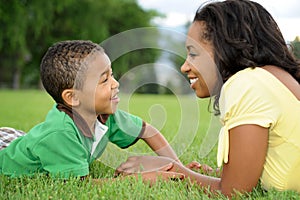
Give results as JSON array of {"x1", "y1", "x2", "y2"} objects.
[{"x1": 139, "y1": 122, "x2": 180, "y2": 163}]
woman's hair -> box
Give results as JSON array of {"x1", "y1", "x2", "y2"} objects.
[{"x1": 194, "y1": 0, "x2": 300, "y2": 114}]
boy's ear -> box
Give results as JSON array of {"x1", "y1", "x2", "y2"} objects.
[{"x1": 61, "y1": 89, "x2": 80, "y2": 107}]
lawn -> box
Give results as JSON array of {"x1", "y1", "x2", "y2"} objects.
[{"x1": 0, "y1": 90, "x2": 299, "y2": 199}]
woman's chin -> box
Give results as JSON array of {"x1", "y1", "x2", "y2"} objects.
[{"x1": 195, "y1": 91, "x2": 210, "y2": 98}]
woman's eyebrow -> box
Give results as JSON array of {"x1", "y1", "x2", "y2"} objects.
[{"x1": 186, "y1": 45, "x2": 196, "y2": 51}]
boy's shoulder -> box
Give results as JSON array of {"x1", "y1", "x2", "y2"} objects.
[
  {"x1": 106, "y1": 109, "x2": 143, "y2": 134},
  {"x1": 26, "y1": 104, "x2": 78, "y2": 143},
  {"x1": 44, "y1": 104, "x2": 75, "y2": 126},
  {"x1": 1, "y1": 105, "x2": 81, "y2": 161},
  {"x1": 107, "y1": 109, "x2": 142, "y2": 125}
]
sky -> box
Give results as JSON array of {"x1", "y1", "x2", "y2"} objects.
[{"x1": 137, "y1": 0, "x2": 300, "y2": 42}]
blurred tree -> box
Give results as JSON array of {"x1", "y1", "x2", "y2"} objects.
[
  {"x1": 0, "y1": 0, "x2": 31, "y2": 88},
  {"x1": 0, "y1": 0, "x2": 161, "y2": 90},
  {"x1": 291, "y1": 36, "x2": 300, "y2": 59}
]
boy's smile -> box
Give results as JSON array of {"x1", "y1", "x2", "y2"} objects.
[{"x1": 111, "y1": 92, "x2": 120, "y2": 103}]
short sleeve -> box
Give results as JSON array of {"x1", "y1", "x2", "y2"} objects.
[
  {"x1": 106, "y1": 110, "x2": 144, "y2": 149},
  {"x1": 33, "y1": 131, "x2": 89, "y2": 178},
  {"x1": 217, "y1": 69, "x2": 280, "y2": 167}
]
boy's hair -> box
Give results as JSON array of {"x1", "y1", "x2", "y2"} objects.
[{"x1": 40, "y1": 40, "x2": 104, "y2": 104}]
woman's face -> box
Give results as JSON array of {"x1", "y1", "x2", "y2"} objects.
[{"x1": 181, "y1": 21, "x2": 221, "y2": 98}]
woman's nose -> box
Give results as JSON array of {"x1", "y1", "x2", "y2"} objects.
[{"x1": 181, "y1": 60, "x2": 190, "y2": 74}]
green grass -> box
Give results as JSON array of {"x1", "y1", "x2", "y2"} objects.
[
  {"x1": 0, "y1": 90, "x2": 299, "y2": 199},
  {"x1": 0, "y1": 90, "x2": 54, "y2": 131}
]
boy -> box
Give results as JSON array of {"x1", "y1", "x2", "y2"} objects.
[{"x1": 0, "y1": 40, "x2": 179, "y2": 179}]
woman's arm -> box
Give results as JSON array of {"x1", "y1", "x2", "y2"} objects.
[
  {"x1": 117, "y1": 124, "x2": 268, "y2": 197},
  {"x1": 219, "y1": 124, "x2": 268, "y2": 195},
  {"x1": 170, "y1": 124, "x2": 268, "y2": 196}
]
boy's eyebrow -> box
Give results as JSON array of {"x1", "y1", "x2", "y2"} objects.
[{"x1": 100, "y1": 68, "x2": 111, "y2": 77}]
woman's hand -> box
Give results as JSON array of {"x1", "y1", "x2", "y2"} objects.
[
  {"x1": 131, "y1": 170, "x2": 185, "y2": 186},
  {"x1": 186, "y1": 161, "x2": 221, "y2": 177}
]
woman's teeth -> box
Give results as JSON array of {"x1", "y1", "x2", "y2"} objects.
[{"x1": 190, "y1": 78, "x2": 198, "y2": 84}]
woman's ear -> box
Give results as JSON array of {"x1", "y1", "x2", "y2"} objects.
[{"x1": 61, "y1": 89, "x2": 80, "y2": 107}]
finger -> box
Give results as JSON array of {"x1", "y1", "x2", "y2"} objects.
[
  {"x1": 140, "y1": 161, "x2": 173, "y2": 173},
  {"x1": 169, "y1": 172, "x2": 185, "y2": 181},
  {"x1": 186, "y1": 161, "x2": 201, "y2": 170},
  {"x1": 114, "y1": 167, "x2": 126, "y2": 177},
  {"x1": 114, "y1": 167, "x2": 131, "y2": 177},
  {"x1": 115, "y1": 163, "x2": 136, "y2": 177},
  {"x1": 114, "y1": 170, "x2": 120, "y2": 177},
  {"x1": 201, "y1": 164, "x2": 213, "y2": 173},
  {"x1": 160, "y1": 162, "x2": 173, "y2": 171},
  {"x1": 120, "y1": 166, "x2": 138, "y2": 174},
  {"x1": 116, "y1": 161, "x2": 134, "y2": 172},
  {"x1": 127, "y1": 156, "x2": 138, "y2": 162},
  {"x1": 215, "y1": 167, "x2": 221, "y2": 177},
  {"x1": 156, "y1": 171, "x2": 185, "y2": 181},
  {"x1": 115, "y1": 168, "x2": 135, "y2": 177}
]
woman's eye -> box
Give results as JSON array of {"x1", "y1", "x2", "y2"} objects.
[{"x1": 189, "y1": 53, "x2": 198, "y2": 57}]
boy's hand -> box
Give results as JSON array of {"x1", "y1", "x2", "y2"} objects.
[{"x1": 115, "y1": 155, "x2": 176, "y2": 177}]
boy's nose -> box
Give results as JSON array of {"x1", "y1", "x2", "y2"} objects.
[{"x1": 112, "y1": 77, "x2": 119, "y2": 89}]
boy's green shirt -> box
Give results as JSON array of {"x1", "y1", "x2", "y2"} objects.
[{"x1": 0, "y1": 105, "x2": 143, "y2": 178}]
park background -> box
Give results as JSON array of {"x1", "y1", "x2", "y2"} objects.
[
  {"x1": 0, "y1": 0, "x2": 300, "y2": 91},
  {"x1": 1, "y1": 0, "x2": 300, "y2": 199}
]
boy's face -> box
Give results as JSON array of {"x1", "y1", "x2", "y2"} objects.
[{"x1": 76, "y1": 52, "x2": 120, "y2": 116}]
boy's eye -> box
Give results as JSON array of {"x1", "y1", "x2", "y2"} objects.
[
  {"x1": 99, "y1": 70, "x2": 113, "y2": 84},
  {"x1": 100, "y1": 75, "x2": 109, "y2": 83}
]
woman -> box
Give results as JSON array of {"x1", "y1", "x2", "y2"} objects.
[{"x1": 116, "y1": 0, "x2": 300, "y2": 197}]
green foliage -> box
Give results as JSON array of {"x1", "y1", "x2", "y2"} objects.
[
  {"x1": 0, "y1": 0, "x2": 161, "y2": 89},
  {"x1": 291, "y1": 36, "x2": 300, "y2": 59},
  {"x1": 1, "y1": 90, "x2": 300, "y2": 199}
]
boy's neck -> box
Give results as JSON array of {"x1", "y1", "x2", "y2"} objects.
[
  {"x1": 98, "y1": 114, "x2": 109, "y2": 124},
  {"x1": 56, "y1": 104, "x2": 96, "y2": 138}
]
